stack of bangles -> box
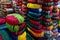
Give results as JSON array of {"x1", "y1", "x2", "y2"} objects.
[{"x1": 27, "y1": 0, "x2": 44, "y2": 38}]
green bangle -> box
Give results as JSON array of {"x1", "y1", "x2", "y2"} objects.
[
  {"x1": 27, "y1": 14, "x2": 40, "y2": 20},
  {"x1": 6, "y1": 23, "x2": 19, "y2": 32},
  {"x1": 26, "y1": 33, "x2": 34, "y2": 40}
]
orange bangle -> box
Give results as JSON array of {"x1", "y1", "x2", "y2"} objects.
[{"x1": 27, "y1": 27, "x2": 44, "y2": 38}]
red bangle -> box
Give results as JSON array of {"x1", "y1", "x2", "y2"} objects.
[
  {"x1": 42, "y1": 6, "x2": 53, "y2": 10},
  {"x1": 0, "y1": 18, "x2": 6, "y2": 25},
  {"x1": 43, "y1": 0, "x2": 53, "y2": 2},
  {"x1": 31, "y1": 28, "x2": 43, "y2": 33},
  {"x1": 19, "y1": 22, "x2": 26, "y2": 31},
  {"x1": 6, "y1": 16, "x2": 19, "y2": 25},
  {"x1": 30, "y1": 20, "x2": 40, "y2": 26},
  {"x1": 53, "y1": 0, "x2": 59, "y2": 2},
  {"x1": 28, "y1": 0, "x2": 37, "y2": 3},
  {"x1": 42, "y1": 18, "x2": 52, "y2": 22},
  {"x1": 0, "y1": 35, "x2": 2, "y2": 40}
]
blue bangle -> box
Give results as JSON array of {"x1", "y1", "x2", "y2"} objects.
[{"x1": 28, "y1": 8, "x2": 42, "y2": 13}]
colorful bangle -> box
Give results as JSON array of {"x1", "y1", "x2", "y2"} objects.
[
  {"x1": 27, "y1": 3, "x2": 42, "y2": 9},
  {"x1": 26, "y1": 23, "x2": 43, "y2": 33},
  {"x1": 27, "y1": 27, "x2": 44, "y2": 38},
  {"x1": 7, "y1": 13, "x2": 25, "y2": 24}
]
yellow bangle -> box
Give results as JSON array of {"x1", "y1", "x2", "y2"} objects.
[
  {"x1": 27, "y1": 27, "x2": 44, "y2": 38},
  {"x1": 49, "y1": 25, "x2": 53, "y2": 30},
  {"x1": 27, "y1": 3, "x2": 42, "y2": 9},
  {"x1": 18, "y1": 32, "x2": 26, "y2": 40},
  {"x1": 58, "y1": 21, "x2": 60, "y2": 27}
]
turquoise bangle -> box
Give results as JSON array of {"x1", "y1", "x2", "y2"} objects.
[
  {"x1": 0, "y1": 30, "x2": 12, "y2": 40},
  {"x1": 28, "y1": 11, "x2": 42, "y2": 17}
]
